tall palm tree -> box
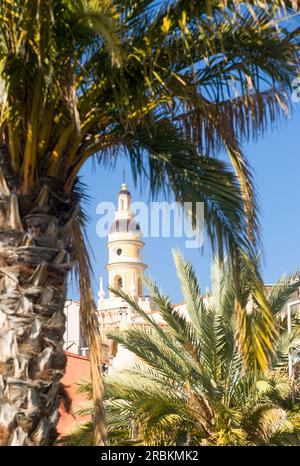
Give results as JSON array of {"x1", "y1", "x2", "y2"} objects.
[
  {"x1": 62, "y1": 251, "x2": 300, "y2": 446},
  {"x1": 0, "y1": 0, "x2": 299, "y2": 445}
]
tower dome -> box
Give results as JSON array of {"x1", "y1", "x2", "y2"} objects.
[{"x1": 108, "y1": 218, "x2": 141, "y2": 237}]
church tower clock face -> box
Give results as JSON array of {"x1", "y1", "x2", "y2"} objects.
[{"x1": 105, "y1": 182, "x2": 147, "y2": 299}]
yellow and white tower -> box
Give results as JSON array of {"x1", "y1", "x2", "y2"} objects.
[
  {"x1": 98, "y1": 182, "x2": 154, "y2": 371},
  {"x1": 106, "y1": 182, "x2": 146, "y2": 298}
]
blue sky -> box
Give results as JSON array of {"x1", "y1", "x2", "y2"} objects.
[{"x1": 70, "y1": 108, "x2": 300, "y2": 304}]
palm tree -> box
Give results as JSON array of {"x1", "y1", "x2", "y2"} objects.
[
  {"x1": 0, "y1": 0, "x2": 299, "y2": 445},
  {"x1": 61, "y1": 251, "x2": 300, "y2": 446}
]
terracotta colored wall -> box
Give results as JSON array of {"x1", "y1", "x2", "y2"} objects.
[{"x1": 57, "y1": 352, "x2": 91, "y2": 437}]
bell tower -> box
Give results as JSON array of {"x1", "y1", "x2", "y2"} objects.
[
  {"x1": 97, "y1": 182, "x2": 154, "y2": 372},
  {"x1": 105, "y1": 182, "x2": 146, "y2": 299}
]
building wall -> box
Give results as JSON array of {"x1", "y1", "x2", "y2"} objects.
[
  {"x1": 64, "y1": 299, "x2": 83, "y2": 354},
  {"x1": 57, "y1": 352, "x2": 91, "y2": 437},
  {"x1": 58, "y1": 345, "x2": 110, "y2": 438}
]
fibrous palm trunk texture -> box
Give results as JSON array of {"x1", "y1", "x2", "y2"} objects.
[{"x1": 0, "y1": 162, "x2": 74, "y2": 445}]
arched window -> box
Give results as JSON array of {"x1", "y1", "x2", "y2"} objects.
[
  {"x1": 114, "y1": 275, "x2": 123, "y2": 290},
  {"x1": 138, "y1": 277, "x2": 143, "y2": 297}
]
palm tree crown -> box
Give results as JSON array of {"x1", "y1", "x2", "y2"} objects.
[
  {"x1": 0, "y1": 1, "x2": 299, "y2": 253},
  {"x1": 62, "y1": 251, "x2": 300, "y2": 446}
]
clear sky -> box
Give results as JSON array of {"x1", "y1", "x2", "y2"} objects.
[{"x1": 70, "y1": 108, "x2": 300, "y2": 304}]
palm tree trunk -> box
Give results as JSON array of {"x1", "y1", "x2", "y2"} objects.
[{"x1": 0, "y1": 167, "x2": 72, "y2": 445}]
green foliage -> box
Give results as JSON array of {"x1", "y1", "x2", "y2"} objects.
[
  {"x1": 0, "y1": 0, "x2": 299, "y2": 260},
  {"x1": 61, "y1": 252, "x2": 300, "y2": 446}
]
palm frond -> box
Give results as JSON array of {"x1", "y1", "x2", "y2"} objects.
[
  {"x1": 66, "y1": 250, "x2": 300, "y2": 446},
  {"x1": 267, "y1": 273, "x2": 300, "y2": 317},
  {"x1": 70, "y1": 217, "x2": 107, "y2": 445},
  {"x1": 59, "y1": 421, "x2": 94, "y2": 445}
]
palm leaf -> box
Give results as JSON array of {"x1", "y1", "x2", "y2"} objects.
[{"x1": 70, "y1": 218, "x2": 107, "y2": 445}]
